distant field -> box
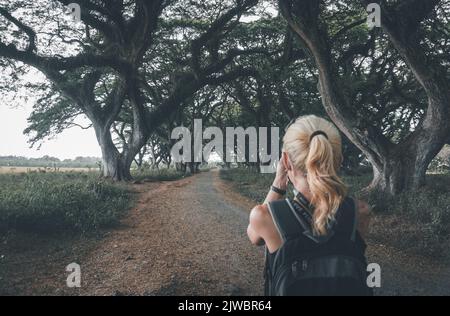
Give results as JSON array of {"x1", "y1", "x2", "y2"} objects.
[{"x1": 0, "y1": 166, "x2": 99, "y2": 174}]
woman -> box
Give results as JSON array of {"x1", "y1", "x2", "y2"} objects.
[{"x1": 247, "y1": 115, "x2": 372, "y2": 296}]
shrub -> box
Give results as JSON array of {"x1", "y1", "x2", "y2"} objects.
[{"x1": 0, "y1": 172, "x2": 132, "y2": 234}]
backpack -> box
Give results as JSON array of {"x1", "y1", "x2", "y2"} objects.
[{"x1": 264, "y1": 196, "x2": 372, "y2": 296}]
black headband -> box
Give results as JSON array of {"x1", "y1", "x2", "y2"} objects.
[{"x1": 310, "y1": 130, "x2": 328, "y2": 141}]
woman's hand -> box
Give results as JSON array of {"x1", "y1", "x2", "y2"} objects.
[
  {"x1": 262, "y1": 154, "x2": 289, "y2": 204},
  {"x1": 272, "y1": 156, "x2": 288, "y2": 190}
]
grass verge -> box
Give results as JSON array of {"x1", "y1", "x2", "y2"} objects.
[
  {"x1": 132, "y1": 168, "x2": 187, "y2": 182},
  {"x1": 0, "y1": 172, "x2": 132, "y2": 234}
]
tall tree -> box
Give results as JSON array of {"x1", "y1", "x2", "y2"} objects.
[
  {"x1": 0, "y1": 0, "x2": 260, "y2": 180},
  {"x1": 278, "y1": 0, "x2": 450, "y2": 195}
]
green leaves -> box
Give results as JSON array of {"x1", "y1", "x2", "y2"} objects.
[{"x1": 24, "y1": 90, "x2": 82, "y2": 147}]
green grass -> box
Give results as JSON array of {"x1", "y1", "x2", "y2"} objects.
[
  {"x1": 131, "y1": 168, "x2": 187, "y2": 182},
  {"x1": 377, "y1": 175, "x2": 450, "y2": 257},
  {"x1": 220, "y1": 167, "x2": 450, "y2": 258},
  {"x1": 0, "y1": 172, "x2": 133, "y2": 234},
  {"x1": 0, "y1": 168, "x2": 187, "y2": 235},
  {"x1": 220, "y1": 168, "x2": 273, "y2": 202}
]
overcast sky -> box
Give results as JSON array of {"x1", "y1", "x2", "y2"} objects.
[{"x1": 0, "y1": 103, "x2": 101, "y2": 159}]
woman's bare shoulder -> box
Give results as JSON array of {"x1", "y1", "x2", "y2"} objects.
[
  {"x1": 250, "y1": 204, "x2": 270, "y2": 222},
  {"x1": 249, "y1": 204, "x2": 273, "y2": 230}
]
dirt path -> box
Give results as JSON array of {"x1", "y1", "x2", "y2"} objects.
[
  {"x1": 2, "y1": 170, "x2": 449, "y2": 296},
  {"x1": 76, "y1": 170, "x2": 264, "y2": 295},
  {"x1": 37, "y1": 173, "x2": 263, "y2": 295}
]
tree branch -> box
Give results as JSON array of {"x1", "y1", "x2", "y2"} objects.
[{"x1": 0, "y1": 7, "x2": 37, "y2": 52}]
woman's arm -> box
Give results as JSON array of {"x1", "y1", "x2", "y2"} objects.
[
  {"x1": 247, "y1": 206, "x2": 267, "y2": 246},
  {"x1": 247, "y1": 158, "x2": 288, "y2": 245}
]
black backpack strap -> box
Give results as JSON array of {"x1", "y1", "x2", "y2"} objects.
[
  {"x1": 350, "y1": 198, "x2": 358, "y2": 242},
  {"x1": 263, "y1": 246, "x2": 272, "y2": 296},
  {"x1": 335, "y1": 197, "x2": 359, "y2": 242},
  {"x1": 267, "y1": 199, "x2": 304, "y2": 242},
  {"x1": 269, "y1": 196, "x2": 356, "y2": 245}
]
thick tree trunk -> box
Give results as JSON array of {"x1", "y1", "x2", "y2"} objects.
[
  {"x1": 369, "y1": 153, "x2": 424, "y2": 195},
  {"x1": 101, "y1": 148, "x2": 132, "y2": 181},
  {"x1": 370, "y1": 129, "x2": 446, "y2": 195},
  {"x1": 370, "y1": 161, "x2": 418, "y2": 196},
  {"x1": 175, "y1": 162, "x2": 187, "y2": 172},
  {"x1": 185, "y1": 162, "x2": 200, "y2": 174},
  {"x1": 94, "y1": 124, "x2": 132, "y2": 181}
]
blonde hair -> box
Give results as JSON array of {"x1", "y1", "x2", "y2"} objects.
[{"x1": 282, "y1": 115, "x2": 347, "y2": 236}]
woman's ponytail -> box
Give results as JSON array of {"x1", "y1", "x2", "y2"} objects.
[
  {"x1": 306, "y1": 134, "x2": 347, "y2": 235},
  {"x1": 282, "y1": 115, "x2": 347, "y2": 236}
]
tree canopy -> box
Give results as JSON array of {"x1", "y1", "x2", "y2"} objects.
[{"x1": 1, "y1": 0, "x2": 449, "y2": 195}]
